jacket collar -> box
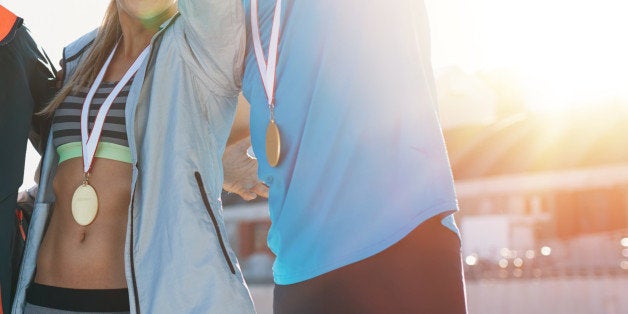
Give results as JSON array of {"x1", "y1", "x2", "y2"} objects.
[
  {"x1": 0, "y1": 5, "x2": 20, "y2": 46},
  {"x1": 63, "y1": 28, "x2": 98, "y2": 62}
]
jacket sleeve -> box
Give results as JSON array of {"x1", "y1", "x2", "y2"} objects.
[
  {"x1": 178, "y1": 0, "x2": 246, "y2": 95},
  {"x1": 28, "y1": 45, "x2": 57, "y2": 155}
]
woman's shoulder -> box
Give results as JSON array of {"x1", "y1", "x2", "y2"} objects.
[{"x1": 63, "y1": 28, "x2": 99, "y2": 62}]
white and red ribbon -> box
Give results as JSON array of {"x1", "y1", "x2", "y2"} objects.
[
  {"x1": 251, "y1": 0, "x2": 282, "y2": 108},
  {"x1": 81, "y1": 42, "x2": 150, "y2": 173}
]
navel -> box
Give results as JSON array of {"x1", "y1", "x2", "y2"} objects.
[{"x1": 79, "y1": 229, "x2": 87, "y2": 243}]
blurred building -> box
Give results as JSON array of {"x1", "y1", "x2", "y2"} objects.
[{"x1": 450, "y1": 110, "x2": 628, "y2": 277}]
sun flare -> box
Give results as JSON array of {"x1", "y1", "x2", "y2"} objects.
[{"x1": 431, "y1": 0, "x2": 628, "y2": 113}]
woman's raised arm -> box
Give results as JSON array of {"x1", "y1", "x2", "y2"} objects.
[{"x1": 178, "y1": 0, "x2": 246, "y2": 94}]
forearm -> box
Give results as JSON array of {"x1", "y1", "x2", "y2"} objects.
[{"x1": 227, "y1": 94, "x2": 251, "y2": 146}]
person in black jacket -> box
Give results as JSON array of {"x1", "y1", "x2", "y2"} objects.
[{"x1": 0, "y1": 5, "x2": 56, "y2": 312}]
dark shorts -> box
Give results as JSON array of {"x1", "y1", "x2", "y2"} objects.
[
  {"x1": 24, "y1": 282, "x2": 130, "y2": 313},
  {"x1": 274, "y1": 214, "x2": 468, "y2": 314}
]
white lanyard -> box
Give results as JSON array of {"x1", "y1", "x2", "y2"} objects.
[
  {"x1": 81, "y1": 42, "x2": 150, "y2": 174},
  {"x1": 251, "y1": 0, "x2": 282, "y2": 111}
]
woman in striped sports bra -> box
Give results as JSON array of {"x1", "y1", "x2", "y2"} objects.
[
  {"x1": 28, "y1": 79, "x2": 136, "y2": 313},
  {"x1": 52, "y1": 81, "x2": 133, "y2": 167},
  {"x1": 13, "y1": 0, "x2": 266, "y2": 313}
]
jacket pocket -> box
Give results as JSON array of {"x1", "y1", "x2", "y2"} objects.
[{"x1": 194, "y1": 172, "x2": 236, "y2": 275}]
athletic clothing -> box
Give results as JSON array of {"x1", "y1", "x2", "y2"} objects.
[
  {"x1": 51, "y1": 81, "x2": 133, "y2": 164},
  {"x1": 242, "y1": 0, "x2": 459, "y2": 284},
  {"x1": 0, "y1": 5, "x2": 56, "y2": 312},
  {"x1": 25, "y1": 282, "x2": 129, "y2": 313},
  {"x1": 24, "y1": 303, "x2": 129, "y2": 314},
  {"x1": 54, "y1": 142, "x2": 132, "y2": 165},
  {"x1": 273, "y1": 214, "x2": 467, "y2": 314},
  {"x1": 13, "y1": 0, "x2": 255, "y2": 311}
]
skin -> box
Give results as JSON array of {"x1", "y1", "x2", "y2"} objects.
[
  {"x1": 35, "y1": 0, "x2": 267, "y2": 289},
  {"x1": 223, "y1": 95, "x2": 269, "y2": 201},
  {"x1": 35, "y1": 0, "x2": 177, "y2": 289}
]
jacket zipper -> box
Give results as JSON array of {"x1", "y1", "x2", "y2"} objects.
[
  {"x1": 194, "y1": 172, "x2": 236, "y2": 274},
  {"x1": 129, "y1": 184, "x2": 141, "y2": 313}
]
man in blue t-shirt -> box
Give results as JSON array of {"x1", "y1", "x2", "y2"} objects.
[{"x1": 226, "y1": 0, "x2": 467, "y2": 312}]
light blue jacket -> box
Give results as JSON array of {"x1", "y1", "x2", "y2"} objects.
[{"x1": 13, "y1": 1, "x2": 256, "y2": 313}]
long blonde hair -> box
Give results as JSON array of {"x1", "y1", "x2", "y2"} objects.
[{"x1": 41, "y1": 0, "x2": 122, "y2": 116}]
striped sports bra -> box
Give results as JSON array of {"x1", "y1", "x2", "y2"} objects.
[{"x1": 52, "y1": 80, "x2": 133, "y2": 164}]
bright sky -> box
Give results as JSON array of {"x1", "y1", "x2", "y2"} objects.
[
  {"x1": 426, "y1": 0, "x2": 628, "y2": 111},
  {"x1": 5, "y1": 0, "x2": 627, "y2": 188},
  {"x1": 2, "y1": 0, "x2": 109, "y2": 64},
  {"x1": 6, "y1": 0, "x2": 628, "y2": 109}
]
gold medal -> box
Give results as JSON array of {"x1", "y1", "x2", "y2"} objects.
[
  {"x1": 71, "y1": 181, "x2": 98, "y2": 226},
  {"x1": 266, "y1": 119, "x2": 282, "y2": 167},
  {"x1": 74, "y1": 43, "x2": 148, "y2": 226},
  {"x1": 252, "y1": 0, "x2": 285, "y2": 167}
]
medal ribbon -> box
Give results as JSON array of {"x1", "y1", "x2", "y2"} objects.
[
  {"x1": 251, "y1": 0, "x2": 282, "y2": 109},
  {"x1": 81, "y1": 42, "x2": 150, "y2": 174}
]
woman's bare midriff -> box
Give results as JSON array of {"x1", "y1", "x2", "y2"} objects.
[{"x1": 35, "y1": 157, "x2": 132, "y2": 289}]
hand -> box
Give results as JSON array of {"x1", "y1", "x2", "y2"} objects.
[
  {"x1": 223, "y1": 137, "x2": 269, "y2": 201},
  {"x1": 17, "y1": 185, "x2": 37, "y2": 213}
]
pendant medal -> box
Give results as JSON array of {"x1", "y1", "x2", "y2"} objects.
[
  {"x1": 72, "y1": 181, "x2": 98, "y2": 226},
  {"x1": 252, "y1": 0, "x2": 285, "y2": 167},
  {"x1": 266, "y1": 119, "x2": 281, "y2": 167},
  {"x1": 73, "y1": 42, "x2": 150, "y2": 226}
]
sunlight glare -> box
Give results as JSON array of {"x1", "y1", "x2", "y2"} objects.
[{"x1": 469, "y1": 0, "x2": 628, "y2": 113}]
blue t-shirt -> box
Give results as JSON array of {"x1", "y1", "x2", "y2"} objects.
[{"x1": 242, "y1": 0, "x2": 459, "y2": 285}]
